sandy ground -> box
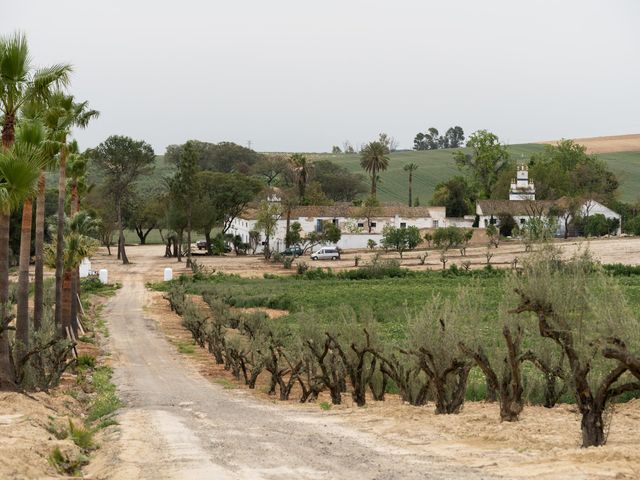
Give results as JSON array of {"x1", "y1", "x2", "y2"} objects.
[
  {"x1": 81, "y1": 238, "x2": 640, "y2": 479},
  {"x1": 89, "y1": 236, "x2": 640, "y2": 282},
  {"x1": 0, "y1": 391, "x2": 87, "y2": 480},
  {"x1": 540, "y1": 133, "x2": 640, "y2": 154}
]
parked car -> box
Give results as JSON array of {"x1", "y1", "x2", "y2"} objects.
[
  {"x1": 282, "y1": 245, "x2": 304, "y2": 256},
  {"x1": 311, "y1": 247, "x2": 340, "y2": 261},
  {"x1": 196, "y1": 239, "x2": 207, "y2": 250}
]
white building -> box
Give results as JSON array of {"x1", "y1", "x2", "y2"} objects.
[
  {"x1": 229, "y1": 204, "x2": 448, "y2": 252},
  {"x1": 509, "y1": 165, "x2": 536, "y2": 200},
  {"x1": 476, "y1": 164, "x2": 621, "y2": 236}
]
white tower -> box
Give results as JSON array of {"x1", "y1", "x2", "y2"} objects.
[{"x1": 509, "y1": 165, "x2": 535, "y2": 200}]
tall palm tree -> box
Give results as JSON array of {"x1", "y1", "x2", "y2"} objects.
[
  {"x1": 360, "y1": 141, "x2": 390, "y2": 198},
  {"x1": 403, "y1": 163, "x2": 419, "y2": 207},
  {"x1": 0, "y1": 32, "x2": 71, "y2": 372},
  {"x1": 45, "y1": 211, "x2": 99, "y2": 337},
  {"x1": 14, "y1": 119, "x2": 48, "y2": 358},
  {"x1": 44, "y1": 93, "x2": 98, "y2": 331},
  {"x1": 66, "y1": 147, "x2": 90, "y2": 335},
  {"x1": 0, "y1": 32, "x2": 71, "y2": 147},
  {"x1": 0, "y1": 132, "x2": 45, "y2": 387},
  {"x1": 289, "y1": 153, "x2": 311, "y2": 201}
]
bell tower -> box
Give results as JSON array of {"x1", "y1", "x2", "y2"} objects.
[{"x1": 509, "y1": 165, "x2": 535, "y2": 200}]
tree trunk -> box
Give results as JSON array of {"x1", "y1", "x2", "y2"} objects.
[
  {"x1": 408, "y1": 172, "x2": 413, "y2": 207},
  {"x1": 581, "y1": 407, "x2": 605, "y2": 447},
  {"x1": 1, "y1": 113, "x2": 15, "y2": 148},
  {"x1": 116, "y1": 200, "x2": 129, "y2": 264},
  {"x1": 177, "y1": 230, "x2": 183, "y2": 262},
  {"x1": 371, "y1": 169, "x2": 377, "y2": 198},
  {"x1": 0, "y1": 211, "x2": 14, "y2": 388},
  {"x1": 16, "y1": 198, "x2": 33, "y2": 360},
  {"x1": 61, "y1": 268, "x2": 73, "y2": 337},
  {"x1": 186, "y1": 205, "x2": 192, "y2": 268},
  {"x1": 54, "y1": 142, "x2": 67, "y2": 331},
  {"x1": 204, "y1": 230, "x2": 212, "y2": 256},
  {"x1": 70, "y1": 271, "x2": 79, "y2": 338},
  {"x1": 33, "y1": 173, "x2": 46, "y2": 332},
  {"x1": 285, "y1": 208, "x2": 291, "y2": 248}
]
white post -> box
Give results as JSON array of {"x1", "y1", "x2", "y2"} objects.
[
  {"x1": 99, "y1": 269, "x2": 108, "y2": 284},
  {"x1": 164, "y1": 267, "x2": 173, "y2": 281}
]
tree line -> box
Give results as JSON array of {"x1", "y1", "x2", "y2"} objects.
[{"x1": 0, "y1": 32, "x2": 101, "y2": 390}]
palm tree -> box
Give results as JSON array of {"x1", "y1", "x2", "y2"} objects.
[
  {"x1": 0, "y1": 33, "x2": 71, "y2": 348},
  {"x1": 289, "y1": 153, "x2": 311, "y2": 201},
  {"x1": 46, "y1": 211, "x2": 99, "y2": 337},
  {"x1": 45, "y1": 93, "x2": 98, "y2": 331},
  {"x1": 0, "y1": 32, "x2": 71, "y2": 147},
  {"x1": 403, "y1": 163, "x2": 419, "y2": 207},
  {"x1": 360, "y1": 141, "x2": 390, "y2": 198},
  {"x1": 0, "y1": 131, "x2": 45, "y2": 387},
  {"x1": 66, "y1": 146, "x2": 90, "y2": 335},
  {"x1": 14, "y1": 120, "x2": 48, "y2": 358}
]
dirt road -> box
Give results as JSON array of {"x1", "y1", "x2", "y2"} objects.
[{"x1": 93, "y1": 273, "x2": 484, "y2": 480}]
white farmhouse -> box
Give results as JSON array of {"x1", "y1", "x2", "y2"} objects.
[
  {"x1": 229, "y1": 204, "x2": 448, "y2": 253},
  {"x1": 476, "y1": 165, "x2": 621, "y2": 236}
]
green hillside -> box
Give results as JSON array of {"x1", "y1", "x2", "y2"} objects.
[
  {"x1": 311, "y1": 144, "x2": 640, "y2": 204},
  {"x1": 311, "y1": 144, "x2": 546, "y2": 205},
  {"x1": 83, "y1": 144, "x2": 640, "y2": 206}
]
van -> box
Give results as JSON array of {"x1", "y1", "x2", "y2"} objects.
[{"x1": 310, "y1": 247, "x2": 340, "y2": 261}]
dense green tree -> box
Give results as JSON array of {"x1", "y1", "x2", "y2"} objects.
[
  {"x1": 454, "y1": 130, "x2": 509, "y2": 199},
  {"x1": 90, "y1": 136, "x2": 155, "y2": 264},
  {"x1": 169, "y1": 141, "x2": 198, "y2": 266},
  {"x1": 193, "y1": 171, "x2": 263, "y2": 253},
  {"x1": 528, "y1": 140, "x2": 618, "y2": 202},
  {"x1": 381, "y1": 225, "x2": 421, "y2": 258},
  {"x1": 442, "y1": 126, "x2": 465, "y2": 148},
  {"x1": 413, "y1": 127, "x2": 440, "y2": 150},
  {"x1": 360, "y1": 141, "x2": 389, "y2": 198},
  {"x1": 255, "y1": 201, "x2": 281, "y2": 259},
  {"x1": 251, "y1": 154, "x2": 288, "y2": 186},
  {"x1": 165, "y1": 140, "x2": 260, "y2": 174},
  {"x1": 313, "y1": 160, "x2": 367, "y2": 202},
  {"x1": 431, "y1": 176, "x2": 476, "y2": 217}
]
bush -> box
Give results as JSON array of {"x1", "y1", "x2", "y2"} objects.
[{"x1": 296, "y1": 262, "x2": 309, "y2": 275}]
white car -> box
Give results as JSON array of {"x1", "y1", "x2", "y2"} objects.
[{"x1": 311, "y1": 247, "x2": 340, "y2": 261}]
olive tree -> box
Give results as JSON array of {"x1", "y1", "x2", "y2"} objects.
[{"x1": 510, "y1": 248, "x2": 640, "y2": 447}]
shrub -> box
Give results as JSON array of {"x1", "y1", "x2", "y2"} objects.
[
  {"x1": 68, "y1": 420, "x2": 94, "y2": 451},
  {"x1": 296, "y1": 262, "x2": 309, "y2": 275}
]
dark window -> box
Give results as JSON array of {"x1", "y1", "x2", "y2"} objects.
[
  {"x1": 400, "y1": 222, "x2": 406, "y2": 228},
  {"x1": 316, "y1": 219, "x2": 323, "y2": 232},
  {"x1": 371, "y1": 222, "x2": 377, "y2": 228},
  {"x1": 357, "y1": 222, "x2": 364, "y2": 228}
]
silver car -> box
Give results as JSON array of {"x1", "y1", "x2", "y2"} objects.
[{"x1": 311, "y1": 247, "x2": 340, "y2": 261}]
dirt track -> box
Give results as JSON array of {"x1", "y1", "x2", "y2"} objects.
[{"x1": 88, "y1": 269, "x2": 482, "y2": 479}]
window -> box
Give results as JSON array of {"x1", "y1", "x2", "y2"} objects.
[
  {"x1": 370, "y1": 222, "x2": 377, "y2": 228},
  {"x1": 357, "y1": 222, "x2": 364, "y2": 228},
  {"x1": 400, "y1": 222, "x2": 406, "y2": 229},
  {"x1": 520, "y1": 218, "x2": 526, "y2": 224},
  {"x1": 315, "y1": 219, "x2": 323, "y2": 232},
  {"x1": 433, "y1": 220, "x2": 439, "y2": 228},
  {"x1": 332, "y1": 218, "x2": 339, "y2": 227}
]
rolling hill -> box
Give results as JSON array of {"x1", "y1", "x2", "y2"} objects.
[{"x1": 86, "y1": 139, "x2": 640, "y2": 208}]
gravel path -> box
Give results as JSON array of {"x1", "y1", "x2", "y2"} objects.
[{"x1": 98, "y1": 274, "x2": 487, "y2": 480}]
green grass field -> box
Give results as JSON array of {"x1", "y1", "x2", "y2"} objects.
[
  {"x1": 169, "y1": 271, "x2": 640, "y2": 341},
  {"x1": 311, "y1": 144, "x2": 640, "y2": 204}
]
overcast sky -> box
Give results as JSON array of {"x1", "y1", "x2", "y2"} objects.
[{"x1": 5, "y1": 1, "x2": 640, "y2": 154}]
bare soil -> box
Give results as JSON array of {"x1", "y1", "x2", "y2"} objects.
[{"x1": 540, "y1": 133, "x2": 640, "y2": 154}]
